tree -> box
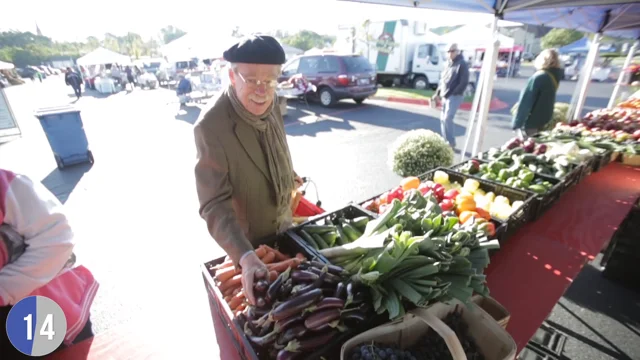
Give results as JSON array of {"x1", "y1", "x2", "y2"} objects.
[
  {"x1": 280, "y1": 30, "x2": 335, "y2": 51},
  {"x1": 160, "y1": 26, "x2": 186, "y2": 44},
  {"x1": 541, "y1": 29, "x2": 584, "y2": 49}
]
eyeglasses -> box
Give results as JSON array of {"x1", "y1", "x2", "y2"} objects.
[{"x1": 235, "y1": 71, "x2": 278, "y2": 89}]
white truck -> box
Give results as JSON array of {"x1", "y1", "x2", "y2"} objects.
[{"x1": 340, "y1": 20, "x2": 446, "y2": 89}]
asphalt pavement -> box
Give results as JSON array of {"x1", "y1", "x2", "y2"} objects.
[{"x1": 0, "y1": 73, "x2": 633, "y2": 359}]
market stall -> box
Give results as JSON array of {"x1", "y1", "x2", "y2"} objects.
[
  {"x1": 51, "y1": 92, "x2": 640, "y2": 359},
  {"x1": 76, "y1": 48, "x2": 132, "y2": 93}
]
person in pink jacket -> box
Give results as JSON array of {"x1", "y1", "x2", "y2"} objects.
[{"x1": 0, "y1": 169, "x2": 99, "y2": 357}]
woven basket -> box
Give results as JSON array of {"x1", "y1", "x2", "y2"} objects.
[{"x1": 622, "y1": 154, "x2": 640, "y2": 167}]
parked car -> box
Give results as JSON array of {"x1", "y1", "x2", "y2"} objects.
[
  {"x1": 278, "y1": 54, "x2": 377, "y2": 107},
  {"x1": 522, "y1": 52, "x2": 535, "y2": 62}
]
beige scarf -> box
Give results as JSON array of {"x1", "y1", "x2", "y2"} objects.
[{"x1": 227, "y1": 85, "x2": 296, "y2": 232}]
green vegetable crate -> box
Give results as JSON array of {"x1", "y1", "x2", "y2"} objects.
[
  {"x1": 201, "y1": 233, "x2": 373, "y2": 360},
  {"x1": 287, "y1": 205, "x2": 378, "y2": 263},
  {"x1": 425, "y1": 168, "x2": 535, "y2": 245}
]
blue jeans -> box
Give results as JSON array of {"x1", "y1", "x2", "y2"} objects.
[{"x1": 440, "y1": 95, "x2": 463, "y2": 147}]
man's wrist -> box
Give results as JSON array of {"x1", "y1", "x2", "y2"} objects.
[{"x1": 239, "y1": 250, "x2": 255, "y2": 268}]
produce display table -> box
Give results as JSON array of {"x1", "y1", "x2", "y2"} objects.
[
  {"x1": 47, "y1": 164, "x2": 640, "y2": 359},
  {"x1": 485, "y1": 163, "x2": 640, "y2": 350}
]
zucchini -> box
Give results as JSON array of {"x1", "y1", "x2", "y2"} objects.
[
  {"x1": 321, "y1": 231, "x2": 338, "y2": 247},
  {"x1": 334, "y1": 224, "x2": 348, "y2": 245},
  {"x1": 350, "y1": 216, "x2": 370, "y2": 231},
  {"x1": 299, "y1": 230, "x2": 319, "y2": 249},
  {"x1": 312, "y1": 233, "x2": 329, "y2": 249},
  {"x1": 303, "y1": 224, "x2": 336, "y2": 234},
  {"x1": 342, "y1": 223, "x2": 362, "y2": 242}
]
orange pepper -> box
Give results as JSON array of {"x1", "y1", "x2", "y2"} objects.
[
  {"x1": 401, "y1": 177, "x2": 421, "y2": 191},
  {"x1": 455, "y1": 193, "x2": 474, "y2": 204},
  {"x1": 455, "y1": 199, "x2": 476, "y2": 215},
  {"x1": 475, "y1": 208, "x2": 491, "y2": 221},
  {"x1": 459, "y1": 211, "x2": 479, "y2": 224}
]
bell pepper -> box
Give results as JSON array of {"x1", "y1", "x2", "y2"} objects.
[
  {"x1": 477, "y1": 222, "x2": 496, "y2": 237},
  {"x1": 386, "y1": 186, "x2": 404, "y2": 203},
  {"x1": 440, "y1": 199, "x2": 454, "y2": 212}
]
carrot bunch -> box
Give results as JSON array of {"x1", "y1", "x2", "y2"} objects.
[{"x1": 212, "y1": 244, "x2": 306, "y2": 314}]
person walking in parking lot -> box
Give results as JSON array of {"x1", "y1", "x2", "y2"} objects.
[
  {"x1": 434, "y1": 43, "x2": 469, "y2": 148},
  {"x1": 65, "y1": 67, "x2": 83, "y2": 99}
]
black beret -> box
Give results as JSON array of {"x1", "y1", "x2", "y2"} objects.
[{"x1": 223, "y1": 35, "x2": 286, "y2": 65}]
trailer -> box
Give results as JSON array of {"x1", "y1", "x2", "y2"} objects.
[{"x1": 340, "y1": 20, "x2": 446, "y2": 89}]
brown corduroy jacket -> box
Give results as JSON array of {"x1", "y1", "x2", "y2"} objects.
[{"x1": 194, "y1": 94, "x2": 287, "y2": 265}]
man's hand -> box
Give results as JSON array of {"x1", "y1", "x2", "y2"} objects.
[
  {"x1": 239, "y1": 251, "x2": 268, "y2": 306},
  {"x1": 294, "y1": 175, "x2": 304, "y2": 189}
]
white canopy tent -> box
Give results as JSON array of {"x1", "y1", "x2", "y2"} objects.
[
  {"x1": 440, "y1": 24, "x2": 515, "y2": 52},
  {"x1": 76, "y1": 47, "x2": 131, "y2": 66},
  {"x1": 0, "y1": 60, "x2": 15, "y2": 70},
  {"x1": 161, "y1": 33, "x2": 241, "y2": 60},
  {"x1": 337, "y1": 0, "x2": 640, "y2": 159}
]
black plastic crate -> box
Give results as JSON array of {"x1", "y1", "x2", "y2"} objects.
[
  {"x1": 202, "y1": 233, "x2": 382, "y2": 360},
  {"x1": 579, "y1": 156, "x2": 596, "y2": 180},
  {"x1": 356, "y1": 169, "x2": 439, "y2": 212},
  {"x1": 287, "y1": 204, "x2": 377, "y2": 262},
  {"x1": 422, "y1": 167, "x2": 537, "y2": 245},
  {"x1": 531, "y1": 174, "x2": 564, "y2": 220},
  {"x1": 561, "y1": 162, "x2": 584, "y2": 192},
  {"x1": 202, "y1": 233, "x2": 324, "y2": 360}
]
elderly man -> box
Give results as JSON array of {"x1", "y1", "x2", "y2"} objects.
[
  {"x1": 194, "y1": 35, "x2": 301, "y2": 305},
  {"x1": 434, "y1": 43, "x2": 469, "y2": 148}
]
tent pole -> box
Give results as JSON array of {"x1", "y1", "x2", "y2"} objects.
[
  {"x1": 472, "y1": 17, "x2": 500, "y2": 156},
  {"x1": 608, "y1": 40, "x2": 639, "y2": 109},
  {"x1": 460, "y1": 66, "x2": 486, "y2": 162},
  {"x1": 570, "y1": 33, "x2": 601, "y2": 120}
]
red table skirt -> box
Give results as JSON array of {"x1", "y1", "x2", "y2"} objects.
[{"x1": 49, "y1": 164, "x2": 640, "y2": 359}]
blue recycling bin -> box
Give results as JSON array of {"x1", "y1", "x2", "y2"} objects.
[{"x1": 34, "y1": 105, "x2": 94, "y2": 170}]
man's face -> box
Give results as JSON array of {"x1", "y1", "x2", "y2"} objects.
[
  {"x1": 448, "y1": 49, "x2": 458, "y2": 61},
  {"x1": 229, "y1": 63, "x2": 281, "y2": 116}
]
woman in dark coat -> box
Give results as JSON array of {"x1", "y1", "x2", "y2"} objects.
[{"x1": 512, "y1": 49, "x2": 564, "y2": 137}]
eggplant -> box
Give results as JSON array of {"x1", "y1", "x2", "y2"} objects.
[
  {"x1": 304, "y1": 308, "x2": 341, "y2": 330},
  {"x1": 315, "y1": 297, "x2": 345, "y2": 311},
  {"x1": 254, "y1": 280, "x2": 269, "y2": 294},
  {"x1": 256, "y1": 297, "x2": 267, "y2": 308},
  {"x1": 278, "y1": 282, "x2": 293, "y2": 300},
  {"x1": 334, "y1": 282, "x2": 345, "y2": 299},
  {"x1": 275, "y1": 314, "x2": 304, "y2": 332},
  {"x1": 248, "y1": 329, "x2": 279, "y2": 347},
  {"x1": 254, "y1": 306, "x2": 270, "y2": 317},
  {"x1": 267, "y1": 268, "x2": 290, "y2": 302},
  {"x1": 297, "y1": 262, "x2": 310, "y2": 270},
  {"x1": 341, "y1": 310, "x2": 366, "y2": 323},
  {"x1": 351, "y1": 291, "x2": 365, "y2": 306},
  {"x1": 291, "y1": 270, "x2": 326, "y2": 298},
  {"x1": 309, "y1": 261, "x2": 346, "y2": 276},
  {"x1": 345, "y1": 282, "x2": 354, "y2": 305},
  {"x1": 321, "y1": 287, "x2": 334, "y2": 297},
  {"x1": 244, "y1": 320, "x2": 258, "y2": 336},
  {"x1": 271, "y1": 288, "x2": 323, "y2": 321},
  {"x1": 307, "y1": 267, "x2": 340, "y2": 284},
  {"x1": 291, "y1": 270, "x2": 319, "y2": 283},
  {"x1": 284, "y1": 330, "x2": 338, "y2": 352},
  {"x1": 276, "y1": 349, "x2": 299, "y2": 360},
  {"x1": 236, "y1": 312, "x2": 247, "y2": 330},
  {"x1": 279, "y1": 324, "x2": 307, "y2": 344},
  {"x1": 245, "y1": 306, "x2": 256, "y2": 322},
  {"x1": 308, "y1": 322, "x2": 331, "y2": 332},
  {"x1": 258, "y1": 320, "x2": 274, "y2": 337}
]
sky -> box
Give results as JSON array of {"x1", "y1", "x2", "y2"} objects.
[{"x1": 0, "y1": 0, "x2": 502, "y2": 42}]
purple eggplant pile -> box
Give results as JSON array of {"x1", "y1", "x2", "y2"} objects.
[{"x1": 234, "y1": 260, "x2": 371, "y2": 360}]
